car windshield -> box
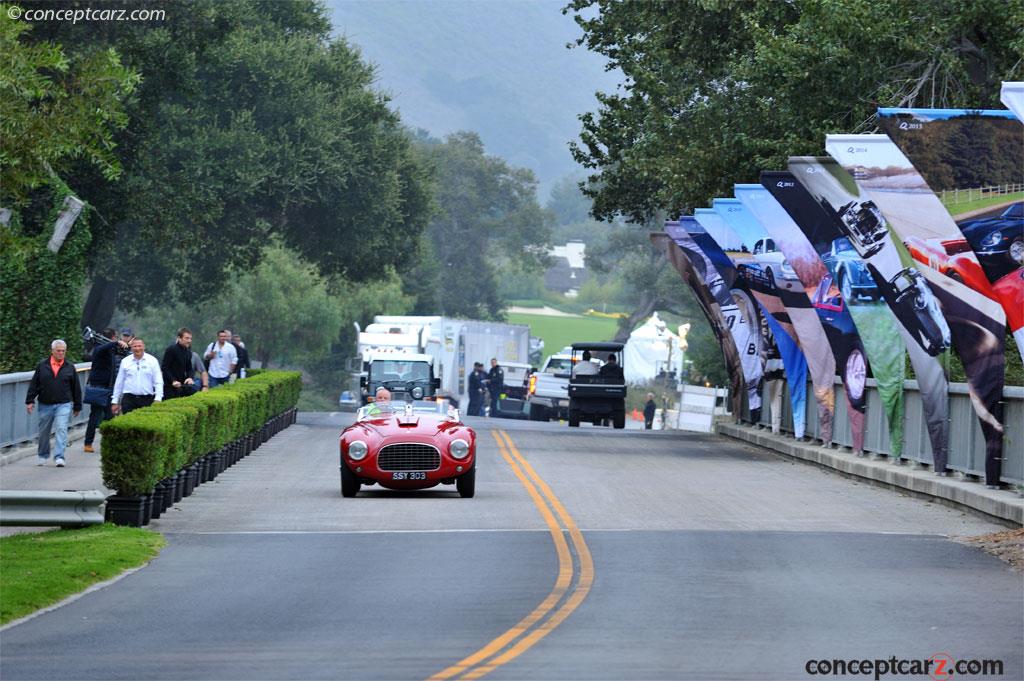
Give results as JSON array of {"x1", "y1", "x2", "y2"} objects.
[
  {"x1": 1004, "y1": 202, "x2": 1023, "y2": 219},
  {"x1": 544, "y1": 357, "x2": 573, "y2": 374},
  {"x1": 356, "y1": 400, "x2": 405, "y2": 419},
  {"x1": 369, "y1": 360, "x2": 430, "y2": 381}
]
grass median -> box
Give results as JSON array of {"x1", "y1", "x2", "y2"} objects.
[{"x1": 1, "y1": 525, "x2": 166, "y2": 625}]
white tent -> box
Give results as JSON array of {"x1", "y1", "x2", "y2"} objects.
[{"x1": 623, "y1": 312, "x2": 689, "y2": 383}]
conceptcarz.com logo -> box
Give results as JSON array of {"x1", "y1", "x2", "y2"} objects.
[{"x1": 804, "y1": 653, "x2": 1004, "y2": 680}]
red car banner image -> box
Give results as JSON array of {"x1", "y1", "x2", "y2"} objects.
[
  {"x1": 876, "y1": 107, "x2": 1024, "y2": 363},
  {"x1": 823, "y1": 138, "x2": 1007, "y2": 486},
  {"x1": 740, "y1": 180, "x2": 906, "y2": 457},
  {"x1": 713, "y1": 197, "x2": 868, "y2": 451},
  {"x1": 693, "y1": 208, "x2": 771, "y2": 423},
  {"x1": 1002, "y1": 81, "x2": 1024, "y2": 120},
  {"x1": 786, "y1": 157, "x2": 952, "y2": 472},
  {"x1": 669, "y1": 217, "x2": 808, "y2": 438},
  {"x1": 651, "y1": 231, "x2": 745, "y2": 417}
]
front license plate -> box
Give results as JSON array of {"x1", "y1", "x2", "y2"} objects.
[{"x1": 391, "y1": 471, "x2": 427, "y2": 481}]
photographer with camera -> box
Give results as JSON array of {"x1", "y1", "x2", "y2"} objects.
[{"x1": 81, "y1": 327, "x2": 130, "y2": 453}]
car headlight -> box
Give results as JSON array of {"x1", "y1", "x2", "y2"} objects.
[
  {"x1": 449, "y1": 438, "x2": 470, "y2": 460},
  {"x1": 411, "y1": 386, "x2": 424, "y2": 399},
  {"x1": 347, "y1": 440, "x2": 368, "y2": 461},
  {"x1": 980, "y1": 230, "x2": 1002, "y2": 249}
]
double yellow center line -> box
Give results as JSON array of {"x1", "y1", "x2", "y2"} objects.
[{"x1": 427, "y1": 429, "x2": 594, "y2": 681}]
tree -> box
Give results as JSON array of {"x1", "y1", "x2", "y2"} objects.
[
  {"x1": 0, "y1": 10, "x2": 138, "y2": 204},
  {"x1": 19, "y1": 0, "x2": 431, "y2": 328},
  {"x1": 565, "y1": 0, "x2": 1023, "y2": 221},
  {"x1": 410, "y1": 131, "x2": 552, "y2": 319}
]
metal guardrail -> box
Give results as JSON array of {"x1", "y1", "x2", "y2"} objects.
[
  {"x1": 741, "y1": 379, "x2": 1024, "y2": 486},
  {"x1": 0, "y1": 490, "x2": 106, "y2": 527},
  {"x1": 0, "y1": 363, "x2": 91, "y2": 449}
]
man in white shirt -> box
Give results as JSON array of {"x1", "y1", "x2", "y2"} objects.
[
  {"x1": 572, "y1": 350, "x2": 600, "y2": 378},
  {"x1": 111, "y1": 338, "x2": 164, "y2": 414},
  {"x1": 204, "y1": 329, "x2": 238, "y2": 388}
]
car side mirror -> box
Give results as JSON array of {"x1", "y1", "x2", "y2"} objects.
[
  {"x1": 359, "y1": 376, "x2": 367, "y2": 388},
  {"x1": 433, "y1": 377, "x2": 441, "y2": 389}
]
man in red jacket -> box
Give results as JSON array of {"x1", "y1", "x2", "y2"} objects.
[{"x1": 25, "y1": 340, "x2": 82, "y2": 467}]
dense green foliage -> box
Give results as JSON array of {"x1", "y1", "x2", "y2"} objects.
[
  {"x1": 409, "y1": 131, "x2": 553, "y2": 320},
  {"x1": 0, "y1": 525, "x2": 165, "y2": 625},
  {"x1": 566, "y1": 0, "x2": 1023, "y2": 220},
  {"x1": 16, "y1": 0, "x2": 431, "y2": 325},
  {"x1": 99, "y1": 371, "x2": 300, "y2": 496},
  {"x1": 0, "y1": 185, "x2": 92, "y2": 372}
]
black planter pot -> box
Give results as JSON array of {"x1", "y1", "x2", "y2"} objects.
[
  {"x1": 207, "y1": 452, "x2": 220, "y2": 480},
  {"x1": 149, "y1": 486, "x2": 164, "y2": 519},
  {"x1": 174, "y1": 471, "x2": 186, "y2": 502},
  {"x1": 105, "y1": 494, "x2": 149, "y2": 527},
  {"x1": 182, "y1": 464, "x2": 198, "y2": 497},
  {"x1": 161, "y1": 479, "x2": 175, "y2": 512}
]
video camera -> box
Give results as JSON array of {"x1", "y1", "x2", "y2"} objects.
[{"x1": 81, "y1": 326, "x2": 131, "y2": 361}]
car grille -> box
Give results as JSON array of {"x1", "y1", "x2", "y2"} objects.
[{"x1": 377, "y1": 443, "x2": 441, "y2": 471}]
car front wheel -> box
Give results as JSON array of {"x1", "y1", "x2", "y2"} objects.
[
  {"x1": 340, "y1": 464, "x2": 360, "y2": 498},
  {"x1": 457, "y1": 465, "x2": 476, "y2": 498}
]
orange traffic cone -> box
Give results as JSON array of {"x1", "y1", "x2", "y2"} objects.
[{"x1": 632, "y1": 408, "x2": 641, "y2": 421}]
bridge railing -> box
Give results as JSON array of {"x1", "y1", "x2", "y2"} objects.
[
  {"x1": 740, "y1": 379, "x2": 1023, "y2": 486},
  {"x1": 1, "y1": 363, "x2": 92, "y2": 450}
]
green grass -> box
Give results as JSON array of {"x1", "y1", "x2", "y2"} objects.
[
  {"x1": 507, "y1": 312, "x2": 619, "y2": 362},
  {"x1": 941, "y1": 191, "x2": 1024, "y2": 217},
  {"x1": 0, "y1": 525, "x2": 165, "y2": 624}
]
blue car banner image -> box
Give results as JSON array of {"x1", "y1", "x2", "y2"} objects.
[
  {"x1": 785, "y1": 157, "x2": 951, "y2": 470},
  {"x1": 876, "y1": 107, "x2": 1024, "y2": 362},
  {"x1": 671, "y1": 216, "x2": 805, "y2": 435},
  {"x1": 825, "y1": 136, "x2": 1007, "y2": 484},
  {"x1": 763, "y1": 300, "x2": 809, "y2": 439},
  {"x1": 665, "y1": 218, "x2": 754, "y2": 416},
  {"x1": 713, "y1": 197, "x2": 868, "y2": 450},
  {"x1": 692, "y1": 209, "x2": 767, "y2": 419},
  {"x1": 650, "y1": 231, "x2": 745, "y2": 417},
  {"x1": 737, "y1": 181, "x2": 904, "y2": 456},
  {"x1": 1002, "y1": 82, "x2": 1024, "y2": 121}
]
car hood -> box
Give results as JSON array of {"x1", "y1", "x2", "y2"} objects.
[{"x1": 347, "y1": 414, "x2": 463, "y2": 438}]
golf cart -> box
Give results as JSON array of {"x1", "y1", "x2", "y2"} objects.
[{"x1": 567, "y1": 342, "x2": 627, "y2": 429}]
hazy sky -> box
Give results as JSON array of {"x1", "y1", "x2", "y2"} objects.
[{"x1": 326, "y1": 0, "x2": 622, "y2": 198}]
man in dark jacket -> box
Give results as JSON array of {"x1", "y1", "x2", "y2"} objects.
[
  {"x1": 643, "y1": 392, "x2": 657, "y2": 430},
  {"x1": 467, "y1": 362, "x2": 485, "y2": 417},
  {"x1": 598, "y1": 353, "x2": 625, "y2": 382},
  {"x1": 83, "y1": 328, "x2": 128, "y2": 452},
  {"x1": 486, "y1": 358, "x2": 504, "y2": 416},
  {"x1": 162, "y1": 327, "x2": 196, "y2": 400},
  {"x1": 25, "y1": 339, "x2": 83, "y2": 467},
  {"x1": 231, "y1": 333, "x2": 251, "y2": 379}
]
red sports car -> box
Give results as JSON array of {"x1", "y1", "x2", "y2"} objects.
[
  {"x1": 339, "y1": 401, "x2": 476, "y2": 498},
  {"x1": 905, "y1": 236, "x2": 992, "y2": 295}
]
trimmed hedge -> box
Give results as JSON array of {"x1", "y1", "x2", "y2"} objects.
[{"x1": 100, "y1": 371, "x2": 301, "y2": 496}]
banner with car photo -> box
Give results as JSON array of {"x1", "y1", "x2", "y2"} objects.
[
  {"x1": 786, "y1": 156, "x2": 952, "y2": 469},
  {"x1": 712, "y1": 197, "x2": 867, "y2": 450},
  {"x1": 738, "y1": 180, "x2": 905, "y2": 456},
  {"x1": 651, "y1": 230, "x2": 745, "y2": 417},
  {"x1": 672, "y1": 216, "x2": 808, "y2": 436},
  {"x1": 824, "y1": 136, "x2": 1007, "y2": 484},
  {"x1": 876, "y1": 107, "x2": 1023, "y2": 362}
]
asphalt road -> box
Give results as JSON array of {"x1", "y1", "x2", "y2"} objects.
[{"x1": 1, "y1": 414, "x2": 1021, "y2": 680}]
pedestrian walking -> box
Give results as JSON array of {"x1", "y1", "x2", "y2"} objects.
[
  {"x1": 467, "y1": 362, "x2": 485, "y2": 417},
  {"x1": 232, "y1": 333, "x2": 251, "y2": 379},
  {"x1": 643, "y1": 392, "x2": 657, "y2": 430},
  {"x1": 763, "y1": 357, "x2": 785, "y2": 435},
  {"x1": 162, "y1": 327, "x2": 196, "y2": 400},
  {"x1": 83, "y1": 327, "x2": 129, "y2": 452},
  {"x1": 111, "y1": 338, "x2": 163, "y2": 414},
  {"x1": 190, "y1": 349, "x2": 209, "y2": 393},
  {"x1": 203, "y1": 329, "x2": 237, "y2": 388},
  {"x1": 486, "y1": 358, "x2": 504, "y2": 416},
  {"x1": 25, "y1": 339, "x2": 82, "y2": 467}
]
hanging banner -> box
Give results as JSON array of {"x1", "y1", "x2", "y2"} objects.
[
  {"x1": 876, "y1": 107, "x2": 1023, "y2": 361},
  {"x1": 713, "y1": 197, "x2": 868, "y2": 450},
  {"x1": 739, "y1": 181, "x2": 905, "y2": 457},
  {"x1": 692, "y1": 208, "x2": 769, "y2": 420},
  {"x1": 786, "y1": 156, "x2": 951, "y2": 470},
  {"x1": 670, "y1": 217, "x2": 807, "y2": 436},
  {"x1": 1002, "y1": 82, "x2": 1024, "y2": 120},
  {"x1": 651, "y1": 231, "x2": 744, "y2": 416},
  {"x1": 825, "y1": 136, "x2": 1006, "y2": 484}
]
